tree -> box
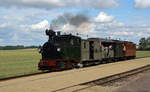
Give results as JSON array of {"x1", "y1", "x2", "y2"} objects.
[
  {"x1": 139, "y1": 37, "x2": 147, "y2": 50},
  {"x1": 147, "y1": 37, "x2": 150, "y2": 45}
]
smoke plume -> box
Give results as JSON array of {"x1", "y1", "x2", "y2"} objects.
[{"x1": 51, "y1": 12, "x2": 92, "y2": 34}]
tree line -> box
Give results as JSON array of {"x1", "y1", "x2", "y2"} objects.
[
  {"x1": 0, "y1": 45, "x2": 38, "y2": 50},
  {"x1": 138, "y1": 37, "x2": 150, "y2": 50}
]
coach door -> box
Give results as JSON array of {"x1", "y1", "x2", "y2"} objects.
[
  {"x1": 81, "y1": 40, "x2": 89, "y2": 61},
  {"x1": 89, "y1": 41, "x2": 94, "y2": 59}
]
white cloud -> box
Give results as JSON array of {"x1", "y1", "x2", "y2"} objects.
[
  {"x1": 0, "y1": 0, "x2": 120, "y2": 9},
  {"x1": 77, "y1": 23, "x2": 96, "y2": 34},
  {"x1": 112, "y1": 31, "x2": 134, "y2": 36},
  {"x1": 137, "y1": 32, "x2": 143, "y2": 37},
  {"x1": 94, "y1": 12, "x2": 115, "y2": 22},
  {"x1": 62, "y1": 23, "x2": 96, "y2": 35},
  {"x1": 19, "y1": 20, "x2": 49, "y2": 32},
  {"x1": 62, "y1": 24, "x2": 76, "y2": 32},
  {"x1": 0, "y1": 23, "x2": 10, "y2": 28},
  {"x1": 135, "y1": 0, "x2": 150, "y2": 8},
  {"x1": 147, "y1": 28, "x2": 150, "y2": 32},
  {"x1": 109, "y1": 21, "x2": 125, "y2": 27},
  {"x1": 31, "y1": 20, "x2": 49, "y2": 30},
  {"x1": 97, "y1": 21, "x2": 125, "y2": 29},
  {"x1": 12, "y1": 34, "x2": 19, "y2": 41},
  {"x1": 0, "y1": 38, "x2": 4, "y2": 42},
  {"x1": 136, "y1": 32, "x2": 150, "y2": 38}
]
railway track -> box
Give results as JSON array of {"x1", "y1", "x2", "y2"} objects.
[
  {"x1": 51, "y1": 65, "x2": 150, "y2": 92},
  {"x1": 0, "y1": 56, "x2": 150, "y2": 82}
]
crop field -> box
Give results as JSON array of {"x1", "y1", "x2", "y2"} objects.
[{"x1": 0, "y1": 49, "x2": 150, "y2": 79}]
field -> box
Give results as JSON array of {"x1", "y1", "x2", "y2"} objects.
[
  {"x1": 136, "y1": 51, "x2": 150, "y2": 58},
  {"x1": 0, "y1": 49, "x2": 41, "y2": 79},
  {"x1": 0, "y1": 49, "x2": 150, "y2": 79}
]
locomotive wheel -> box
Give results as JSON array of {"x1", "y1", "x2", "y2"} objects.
[{"x1": 56, "y1": 61, "x2": 66, "y2": 69}]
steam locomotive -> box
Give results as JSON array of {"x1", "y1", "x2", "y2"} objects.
[{"x1": 38, "y1": 29, "x2": 136, "y2": 71}]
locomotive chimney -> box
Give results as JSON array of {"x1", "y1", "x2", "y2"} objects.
[
  {"x1": 46, "y1": 29, "x2": 56, "y2": 36},
  {"x1": 45, "y1": 29, "x2": 56, "y2": 41}
]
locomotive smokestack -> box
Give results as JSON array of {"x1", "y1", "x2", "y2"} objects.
[
  {"x1": 45, "y1": 29, "x2": 56, "y2": 41},
  {"x1": 46, "y1": 29, "x2": 56, "y2": 36}
]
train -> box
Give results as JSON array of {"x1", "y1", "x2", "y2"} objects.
[{"x1": 38, "y1": 29, "x2": 136, "y2": 71}]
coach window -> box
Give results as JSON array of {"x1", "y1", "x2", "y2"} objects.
[
  {"x1": 84, "y1": 41, "x2": 86, "y2": 48},
  {"x1": 70, "y1": 39, "x2": 74, "y2": 45},
  {"x1": 77, "y1": 39, "x2": 81, "y2": 44}
]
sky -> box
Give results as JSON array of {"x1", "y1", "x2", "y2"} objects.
[{"x1": 0, "y1": 0, "x2": 150, "y2": 46}]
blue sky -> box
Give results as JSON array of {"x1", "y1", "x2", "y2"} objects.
[{"x1": 0, "y1": 0, "x2": 150, "y2": 46}]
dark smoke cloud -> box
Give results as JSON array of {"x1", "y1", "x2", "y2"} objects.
[
  {"x1": 51, "y1": 12, "x2": 89, "y2": 27},
  {"x1": 70, "y1": 15, "x2": 89, "y2": 26}
]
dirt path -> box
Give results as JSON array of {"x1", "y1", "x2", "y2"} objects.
[{"x1": 0, "y1": 57, "x2": 150, "y2": 92}]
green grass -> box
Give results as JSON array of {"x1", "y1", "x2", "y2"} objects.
[
  {"x1": 0, "y1": 49, "x2": 41, "y2": 79},
  {"x1": 0, "y1": 49, "x2": 150, "y2": 79},
  {"x1": 136, "y1": 51, "x2": 150, "y2": 58}
]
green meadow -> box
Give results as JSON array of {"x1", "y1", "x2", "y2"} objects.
[
  {"x1": 136, "y1": 51, "x2": 150, "y2": 58},
  {"x1": 0, "y1": 49, "x2": 41, "y2": 79}
]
